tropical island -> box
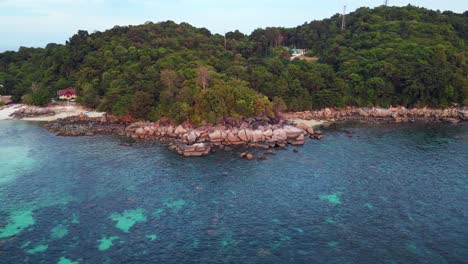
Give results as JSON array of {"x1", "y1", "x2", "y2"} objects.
[
  {"x1": 0, "y1": 5, "x2": 467, "y2": 157},
  {"x1": 1, "y1": 3, "x2": 468, "y2": 264}
]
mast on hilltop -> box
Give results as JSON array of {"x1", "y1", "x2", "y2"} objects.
[{"x1": 341, "y1": 5, "x2": 346, "y2": 31}]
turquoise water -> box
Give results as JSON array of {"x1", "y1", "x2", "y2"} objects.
[{"x1": 0, "y1": 120, "x2": 467, "y2": 263}]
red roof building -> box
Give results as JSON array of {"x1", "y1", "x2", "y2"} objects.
[{"x1": 57, "y1": 88, "x2": 76, "y2": 100}]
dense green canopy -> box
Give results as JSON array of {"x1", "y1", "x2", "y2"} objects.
[{"x1": 0, "y1": 5, "x2": 466, "y2": 123}]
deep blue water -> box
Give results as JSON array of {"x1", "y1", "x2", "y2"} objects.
[{"x1": 0, "y1": 120, "x2": 467, "y2": 264}]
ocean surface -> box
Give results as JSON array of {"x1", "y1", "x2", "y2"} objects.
[{"x1": 0, "y1": 120, "x2": 467, "y2": 264}]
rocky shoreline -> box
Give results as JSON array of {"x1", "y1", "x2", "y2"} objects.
[
  {"x1": 285, "y1": 106, "x2": 468, "y2": 124},
  {"x1": 44, "y1": 114, "x2": 322, "y2": 157},
  {"x1": 44, "y1": 114, "x2": 128, "y2": 137},
  {"x1": 40, "y1": 106, "x2": 467, "y2": 157},
  {"x1": 12, "y1": 107, "x2": 56, "y2": 118},
  {"x1": 0, "y1": 103, "x2": 105, "y2": 121},
  {"x1": 129, "y1": 121, "x2": 322, "y2": 157}
]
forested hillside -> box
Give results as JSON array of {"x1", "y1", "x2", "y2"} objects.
[{"x1": 0, "y1": 5, "x2": 466, "y2": 123}]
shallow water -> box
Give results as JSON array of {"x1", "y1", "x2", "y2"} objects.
[{"x1": 0, "y1": 120, "x2": 467, "y2": 263}]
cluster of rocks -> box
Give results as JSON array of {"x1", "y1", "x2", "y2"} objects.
[
  {"x1": 125, "y1": 121, "x2": 321, "y2": 157},
  {"x1": 239, "y1": 149, "x2": 281, "y2": 161},
  {"x1": 41, "y1": 106, "x2": 467, "y2": 158},
  {"x1": 12, "y1": 107, "x2": 55, "y2": 118},
  {"x1": 168, "y1": 143, "x2": 212, "y2": 157},
  {"x1": 44, "y1": 114, "x2": 128, "y2": 137},
  {"x1": 286, "y1": 106, "x2": 468, "y2": 124},
  {"x1": 44, "y1": 114, "x2": 321, "y2": 157}
]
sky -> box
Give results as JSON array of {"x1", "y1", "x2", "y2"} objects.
[{"x1": 0, "y1": 0, "x2": 466, "y2": 51}]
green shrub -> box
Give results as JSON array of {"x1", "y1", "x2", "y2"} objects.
[
  {"x1": 77, "y1": 84, "x2": 100, "y2": 108},
  {"x1": 272, "y1": 96, "x2": 287, "y2": 112},
  {"x1": 31, "y1": 90, "x2": 50, "y2": 106},
  {"x1": 0, "y1": 101, "x2": 5, "y2": 106},
  {"x1": 312, "y1": 90, "x2": 344, "y2": 109},
  {"x1": 131, "y1": 91, "x2": 154, "y2": 119},
  {"x1": 22, "y1": 94, "x2": 33, "y2": 105},
  {"x1": 111, "y1": 95, "x2": 132, "y2": 116}
]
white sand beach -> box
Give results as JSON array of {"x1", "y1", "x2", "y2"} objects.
[
  {"x1": 0, "y1": 104, "x2": 104, "y2": 121},
  {"x1": 0, "y1": 104, "x2": 26, "y2": 120}
]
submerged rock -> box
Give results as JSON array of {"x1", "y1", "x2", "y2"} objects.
[
  {"x1": 249, "y1": 142, "x2": 270, "y2": 149},
  {"x1": 177, "y1": 143, "x2": 212, "y2": 157}
]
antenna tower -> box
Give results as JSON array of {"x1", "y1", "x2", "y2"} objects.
[
  {"x1": 341, "y1": 5, "x2": 346, "y2": 31},
  {"x1": 384, "y1": 0, "x2": 389, "y2": 6}
]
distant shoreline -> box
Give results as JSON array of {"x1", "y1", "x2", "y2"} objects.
[{"x1": 284, "y1": 106, "x2": 468, "y2": 124}]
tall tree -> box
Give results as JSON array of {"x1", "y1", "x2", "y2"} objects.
[{"x1": 196, "y1": 66, "x2": 211, "y2": 90}]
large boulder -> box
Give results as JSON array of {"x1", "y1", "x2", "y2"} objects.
[
  {"x1": 460, "y1": 109, "x2": 468, "y2": 120},
  {"x1": 358, "y1": 109, "x2": 369, "y2": 117},
  {"x1": 209, "y1": 130, "x2": 223, "y2": 142},
  {"x1": 178, "y1": 143, "x2": 211, "y2": 157},
  {"x1": 291, "y1": 134, "x2": 305, "y2": 146},
  {"x1": 226, "y1": 132, "x2": 242, "y2": 145},
  {"x1": 283, "y1": 126, "x2": 303, "y2": 139},
  {"x1": 272, "y1": 129, "x2": 287, "y2": 142},
  {"x1": 295, "y1": 123, "x2": 309, "y2": 132},
  {"x1": 175, "y1": 125, "x2": 187, "y2": 136},
  {"x1": 252, "y1": 130, "x2": 264, "y2": 142},
  {"x1": 230, "y1": 127, "x2": 239, "y2": 135},
  {"x1": 263, "y1": 129, "x2": 273, "y2": 137},
  {"x1": 371, "y1": 108, "x2": 391, "y2": 118},
  {"x1": 238, "y1": 129, "x2": 247, "y2": 142},
  {"x1": 323, "y1": 108, "x2": 333, "y2": 119},
  {"x1": 135, "y1": 128, "x2": 145, "y2": 136},
  {"x1": 166, "y1": 126, "x2": 175, "y2": 137},
  {"x1": 187, "y1": 131, "x2": 199, "y2": 145},
  {"x1": 238, "y1": 129, "x2": 253, "y2": 142}
]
